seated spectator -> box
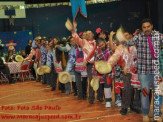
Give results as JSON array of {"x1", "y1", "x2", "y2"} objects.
[
  {"x1": 25, "y1": 39, "x2": 32, "y2": 56},
  {"x1": 5, "y1": 50, "x2": 16, "y2": 62},
  {"x1": 0, "y1": 57, "x2": 14, "y2": 83},
  {"x1": 21, "y1": 50, "x2": 26, "y2": 58}
]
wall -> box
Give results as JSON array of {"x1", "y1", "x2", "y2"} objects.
[{"x1": 0, "y1": 0, "x2": 146, "y2": 39}]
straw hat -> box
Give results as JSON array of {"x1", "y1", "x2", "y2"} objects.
[
  {"x1": 41, "y1": 65, "x2": 51, "y2": 73},
  {"x1": 91, "y1": 77, "x2": 100, "y2": 91},
  {"x1": 116, "y1": 27, "x2": 127, "y2": 43},
  {"x1": 37, "y1": 36, "x2": 41, "y2": 40},
  {"x1": 159, "y1": 82, "x2": 163, "y2": 96},
  {"x1": 37, "y1": 67, "x2": 44, "y2": 75},
  {"x1": 95, "y1": 61, "x2": 112, "y2": 74},
  {"x1": 90, "y1": 78, "x2": 94, "y2": 88},
  {"x1": 59, "y1": 72, "x2": 71, "y2": 84},
  {"x1": 65, "y1": 18, "x2": 73, "y2": 31},
  {"x1": 15, "y1": 55, "x2": 24, "y2": 62},
  {"x1": 62, "y1": 37, "x2": 67, "y2": 41}
]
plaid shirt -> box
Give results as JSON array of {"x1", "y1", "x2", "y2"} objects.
[
  {"x1": 46, "y1": 49, "x2": 53, "y2": 68},
  {"x1": 128, "y1": 30, "x2": 163, "y2": 74},
  {"x1": 40, "y1": 45, "x2": 47, "y2": 65},
  {"x1": 65, "y1": 46, "x2": 76, "y2": 72},
  {"x1": 95, "y1": 47, "x2": 112, "y2": 61},
  {"x1": 93, "y1": 47, "x2": 115, "y2": 83}
]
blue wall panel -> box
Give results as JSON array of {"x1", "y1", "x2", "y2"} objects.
[{"x1": 0, "y1": 30, "x2": 33, "y2": 51}]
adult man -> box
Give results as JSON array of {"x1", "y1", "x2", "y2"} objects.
[
  {"x1": 25, "y1": 39, "x2": 32, "y2": 56},
  {"x1": 128, "y1": 18, "x2": 163, "y2": 121}
]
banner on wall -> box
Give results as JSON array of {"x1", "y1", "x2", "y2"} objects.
[{"x1": 0, "y1": 30, "x2": 33, "y2": 52}]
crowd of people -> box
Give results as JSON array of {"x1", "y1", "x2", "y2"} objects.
[{"x1": 0, "y1": 18, "x2": 163, "y2": 122}]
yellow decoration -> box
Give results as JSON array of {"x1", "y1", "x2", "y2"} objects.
[
  {"x1": 51, "y1": 3, "x2": 57, "y2": 7},
  {"x1": 14, "y1": 32, "x2": 17, "y2": 34},
  {"x1": 29, "y1": 32, "x2": 32, "y2": 35},
  {"x1": 63, "y1": 2, "x2": 69, "y2": 5}
]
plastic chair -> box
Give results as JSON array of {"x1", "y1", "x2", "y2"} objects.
[
  {"x1": 18, "y1": 60, "x2": 31, "y2": 81},
  {"x1": 0, "y1": 71, "x2": 9, "y2": 84}
]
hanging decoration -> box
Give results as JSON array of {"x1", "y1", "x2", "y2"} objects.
[
  {"x1": 6, "y1": 40, "x2": 17, "y2": 53},
  {"x1": 70, "y1": 0, "x2": 87, "y2": 21},
  {"x1": 0, "y1": 0, "x2": 120, "y2": 10}
]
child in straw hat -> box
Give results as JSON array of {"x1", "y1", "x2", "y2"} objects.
[
  {"x1": 109, "y1": 30, "x2": 139, "y2": 115},
  {"x1": 93, "y1": 38, "x2": 114, "y2": 107},
  {"x1": 56, "y1": 37, "x2": 77, "y2": 96}
]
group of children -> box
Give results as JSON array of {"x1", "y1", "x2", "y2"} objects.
[{"x1": 25, "y1": 27, "x2": 142, "y2": 116}]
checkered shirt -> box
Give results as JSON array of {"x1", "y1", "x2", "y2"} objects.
[
  {"x1": 128, "y1": 30, "x2": 163, "y2": 74},
  {"x1": 93, "y1": 47, "x2": 115, "y2": 82}
]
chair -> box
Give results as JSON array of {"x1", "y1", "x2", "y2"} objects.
[
  {"x1": 0, "y1": 71, "x2": 9, "y2": 84},
  {"x1": 18, "y1": 60, "x2": 31, "y2": 82}
]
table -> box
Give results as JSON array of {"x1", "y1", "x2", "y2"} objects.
[{"x1": 5, "y1": 62, "x2": 22, "y2": 74}]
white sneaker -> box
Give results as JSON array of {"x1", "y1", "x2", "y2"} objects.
[
  {"x1": 105, "y1": 102, "x2": 111, "y2": 108},
  {"x1": 115, "y1": 100, "x2": 121, "y2": 107},
  {"x1": 116, "y1": 102, "x2": 121, "y2": 107}
]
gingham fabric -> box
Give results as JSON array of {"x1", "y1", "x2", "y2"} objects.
[
  {"x1": 40, "y1": 45, "x2": 47, "y2": 65},
  {"x1": 6, "y1": 62, "x2": 22, "y2": 74},
  {"x1": 93, "y1": 47, "x2": 115, "y2": 83},
  {"x1": 128, "y1": 31, "x2": 163, "y2": 74}
]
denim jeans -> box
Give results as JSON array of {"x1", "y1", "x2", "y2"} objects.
[{"x1": 138, "y1": 74, "x2": 162, "y2": 116}]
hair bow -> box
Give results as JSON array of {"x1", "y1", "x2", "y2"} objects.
[
  {"x1": 79, "y1": 32, "x2": 83, "y2": 36},
  {"x1": 96, "y1": 28, "x2": 102, "y2": 34}
]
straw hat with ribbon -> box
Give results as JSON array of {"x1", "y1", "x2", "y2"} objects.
[
  {"x1": 15, "y1": 55, "x2": 24, "y2": 62},
  {"x1": 58, "y1": 71, "x2": 71, "y2": 84},
  {"x1": 95, "y1": 61, "x2": 112, "y2": 74}
]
